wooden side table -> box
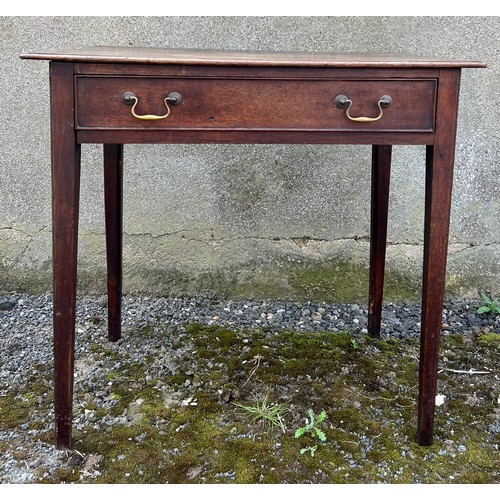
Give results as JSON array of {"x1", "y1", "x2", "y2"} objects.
[{"x1": 20, "y1": 47, "x2": 486, "y2": 450}]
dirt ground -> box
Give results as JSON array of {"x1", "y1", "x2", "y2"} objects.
[{"x1": 1, "y1": 314, "x2": 499, "y2": 484}]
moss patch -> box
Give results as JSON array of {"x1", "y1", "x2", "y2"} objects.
[
  {"x1": 4, "y1": 322, "x2": 499, "y2": 484},
  {"x1": 289, "y1": 260, "x2": 419, "y2": 303},
  {"x1": 0, "y1": 367, "x2": 52, "y2": 430},
  {"x1": 477, "y1": 332, "x2": 500, "y2": 347}
]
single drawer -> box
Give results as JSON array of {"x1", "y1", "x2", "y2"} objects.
[{"x1": 75, "y1": 76, "x2": 436, "y2": 132}]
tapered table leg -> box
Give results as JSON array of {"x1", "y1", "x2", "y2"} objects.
[
  {"x1": 104, "y1": 144, "x2": 124, "y2": 342},
  {"x1": 368, "y1": 145, "x2": 392, "y2": 338},
  {"x1": 50, "y1": 62, "x2": 81, "y2": 450},
  {"x1": 418, "y1": 69, "x2": 461, "y2": 446}
]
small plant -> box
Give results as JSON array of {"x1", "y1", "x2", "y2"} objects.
[
  {"x1": 233, "y1": 392, "x2": 290, "y2": 433},
  {"x1": 300, "y1": 445, "x2": 318, "y2": 457},
  {"x1": 294, "y1": 409, "x2": 327, "y2": 456},
  {"x1": 477, "y1": 293, "x2": 500, "y2": 315},
  {"x1": 350, "y1": 338, "x2": 359, "y2": 349}
]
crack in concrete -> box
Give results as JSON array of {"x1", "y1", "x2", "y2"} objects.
[
  {"x1": 0, "y1": 224, "x2": 51, "y2": 238},
  {"x1": 2, "y1": 226, "x2": 499, "y2": 251},
  {"x1": 0, "y1": 226, "x2": 35, "y2": 238}
]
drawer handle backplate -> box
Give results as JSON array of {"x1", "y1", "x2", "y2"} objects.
[
  {"x1": 122, "y1": 91, "x2": 183, "y2": 120},
  {"x1": 335, "y1": 94, "x2": 393, "y2": 123}
]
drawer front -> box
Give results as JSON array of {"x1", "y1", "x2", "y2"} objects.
[{"x1": 76, "y1": 76, "x2": 436, "y2": 132}]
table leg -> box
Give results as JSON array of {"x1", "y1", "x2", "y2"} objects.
[
  {"x1": 417, "y1": 144, "x2": 455, "y2": 445},
  {"x1": 104, "y1": 144, "x2": 124, "y2": 342},
  {"x1": 368, "y1": 145, "x2": 392, "y2": 338},
  {"x1": 417, "y1": 69, "x2": 460, "y2": 446},
  {"x1": 50, "y1": 62, "x2": 81, "y2": 450}
]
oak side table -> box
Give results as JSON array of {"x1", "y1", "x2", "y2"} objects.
[{"x1": 21, "y1": 47, "x2": 486, "y2": 450}]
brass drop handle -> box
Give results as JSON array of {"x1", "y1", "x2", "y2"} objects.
[
  {"x1": 335, "y1": 94, "x2": 393, "y2": 122},
  {"x1": 122, "y1": 91, "x2": 183, "y2": 120}
]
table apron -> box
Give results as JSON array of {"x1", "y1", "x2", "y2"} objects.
[{"x1": 76, "y1": 129, "x2": 435, "y2": 145}]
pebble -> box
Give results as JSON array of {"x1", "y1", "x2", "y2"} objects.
[{"x1": 0, "y1": 300, "x2": 16, "y2": 311}]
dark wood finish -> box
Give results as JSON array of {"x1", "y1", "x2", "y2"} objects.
[
  {"x1": 77, "y1": 129, "x2": 436, "y2": 146},
  {"x1": 76, "y1": 76, "x2": 436, "y2": 132},
  {"x1": 21, "y1": 48, "x2": 485, "y2": 450},
  {"x1": 104, "y1": 144, "x2": 124, "y2": 342},
  {"x1": 368, "y1": 145, "x2": 392, "y2": 338},
  {"x1": 50, "y1": 62, "x2": 81, "y2": 450},
  {"x1": 21, "y1": 46, "x2": 486, "y2": 68},
  {"x1": 418, "y1": 69, "x2": 461, "y2": 446},
  {"x1": 73, "y1": 63, "x2": 442, "y2": 79}
]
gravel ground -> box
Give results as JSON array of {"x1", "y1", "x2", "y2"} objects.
[{"x1": 0, "y1": 292, "x2": 499, "y2": 484}]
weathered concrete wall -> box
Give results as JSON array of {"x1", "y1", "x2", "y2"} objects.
[{"x1": 1, "y1": 16, "x2": 499, "y2": 302}]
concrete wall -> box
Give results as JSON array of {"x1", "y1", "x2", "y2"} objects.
[{"x1": 1, "y1": 16, "x2": 499, "y2": 302}]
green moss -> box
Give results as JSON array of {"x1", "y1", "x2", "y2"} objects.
[
  {"x1": 187, "y1": 323, "x2": 238, "y2": 343},
  {"x1": 476, "y1": 332, "x2": 500, "y2": 347},
  {"x1": 71, "y1": 425, "x2": 167, "y2": 483},
  {"x1": 13, "y1": 319, "x2": 499, "y2": 484},
  {"x1": 49, "y1": 468, "x2": 81, "y2": 483},
  {"x1": 289, "y1": 261, "x2": 419, "y2": 303},
  {"x1": 0, "y1": 369, "x2": 52, "y2": 434},
  {"x1": 276, "y1": 331, "x2": 355, "y2": 379},
  {"x1": 104, "y1": 365, "x2": 163, "y2": 418},
  {"x1": 441, "y1": 334, "x2": 465, "y2": 347},
  {"x1": 0, "y1": 392, "x2": 32, "y2": 428}
]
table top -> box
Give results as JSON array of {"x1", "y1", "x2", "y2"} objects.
[{"x1": 20, "y1": 46, "x2": 486, "y2": 68}]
